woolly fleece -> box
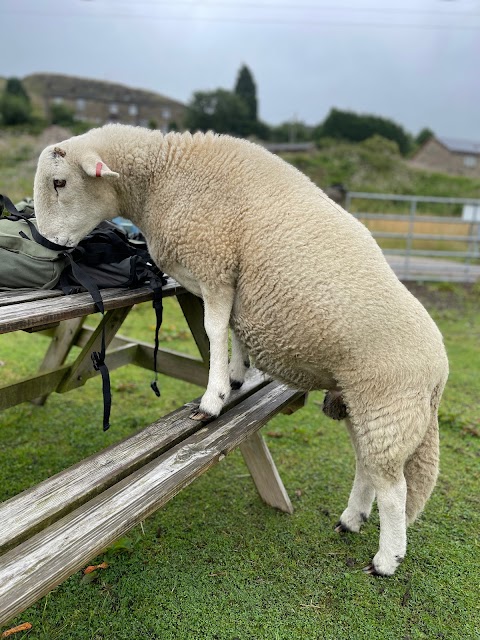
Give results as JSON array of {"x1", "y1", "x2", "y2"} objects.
[{"x1": 34, "y1": 124, "x2": 449, "y2": 575}]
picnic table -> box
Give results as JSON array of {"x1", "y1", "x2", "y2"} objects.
[{"x1": 0, "y1": 281, "x2": 306, "y2": 625}]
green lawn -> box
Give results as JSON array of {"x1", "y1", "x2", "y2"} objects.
[{"x1": 0, "y1": 285, "x2": 479, "y2": 640}]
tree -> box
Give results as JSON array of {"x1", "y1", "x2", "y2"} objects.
[
  {"x1": 185, "y1": 89, "x2": 249, "y2": 136},
  {"x1": 0, "y1": 94, "x2": 32, "y2": 126},
  {"x1": 234, "y1": 65, "x2": 257, "y2": 122},
  {"x1": 319, "y1": 108, "x2": 411, "y2": 155},
  {"x1": 5, "y1": 78, "x2": 30, "y2": 102},
  {"x1": 416, "y1": 128, "x2": 434, "y2": 146},
  {"x1": 0, "y1": 77, "x2": 32, "y2": 126},
  {"x1": 50, "y1": 103, "x2": 75, "y2": 127}
]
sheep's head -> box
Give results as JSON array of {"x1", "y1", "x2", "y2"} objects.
[{"x1": 33, "y1": 141, "x2": 119, "y2": 247}]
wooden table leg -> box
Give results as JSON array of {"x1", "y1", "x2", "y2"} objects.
[
  {"x1": 32, "y1": 317, "x2": 85, "y2": 406},
  {"x1": 176, "y1": 293, "x2": 210, "y2": 363},
  {"x1": 240, "y1": 430, "x2": 294, "y2": 514},
  {"x1": 58, "y1": 307, "x2": 132, "y2": 392}
]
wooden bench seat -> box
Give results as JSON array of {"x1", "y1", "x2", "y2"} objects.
[
  {"x1": 0, "y1": 377, "x2": 303, "y2": 625},
  {"x1": 0, "y1": 284, "x2": 307, "y2": 626}
]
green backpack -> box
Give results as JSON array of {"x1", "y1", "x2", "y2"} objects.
[{"x1": 0, "y1": 195, "x2": 67, "y2": 290}]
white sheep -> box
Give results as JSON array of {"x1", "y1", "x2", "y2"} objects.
[{"x1": 33, "y1": 124, "x2": 449, "y2": 576}]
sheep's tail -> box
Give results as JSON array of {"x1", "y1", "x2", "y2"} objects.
[{"x1": 404, "y1": 383, "x2": 444, "y2": 525}]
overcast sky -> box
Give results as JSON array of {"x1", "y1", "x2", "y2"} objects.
[{"x1": 1, "y1": 0, "x2": 479, "y2": 139}]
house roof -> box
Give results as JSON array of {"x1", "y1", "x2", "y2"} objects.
[
  {"x1": 262, "y1": 142, "x2": 316, "y2": 153},
  {"x1": 23, "y1": 73, "x2": 185, "y2": 109},
  {"x1": 437, "y1": 136, "x2": 480, "y2": 155}
]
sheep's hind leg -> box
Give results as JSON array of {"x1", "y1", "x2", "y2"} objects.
[
  {"x1": 335, "y1": 418, "x2": 375, "y2": 533},
  {"x1": 336, "y1": 455, "x2": 375, "y2": 534},
  {"x1": 363, "y1": 473, "x2": 407, "y2": 576},
  {"x1": 229, "y1": 329, "x2": 250, "y2": 390},
  {"x1": 339, "y1": 417, "x2": 407, "y2": 575},
  {"x1": 190, "y1": 284, "x2": 234, "y2": 421}
]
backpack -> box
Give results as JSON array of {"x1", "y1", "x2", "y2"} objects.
[
  {"x1": 0, "y1": 195, "x2": 67, "y2": 290},
  {"x1": 0, "y1": 194, "x2": 167, "y2": 431}
]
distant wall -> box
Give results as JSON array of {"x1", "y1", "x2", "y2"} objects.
[{"x1": 411, "y1": 138, "x2": 480, "y2": 178}]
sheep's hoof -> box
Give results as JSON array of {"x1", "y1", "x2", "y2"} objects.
[
  {"x1": 334, "y1": 521, "x2": 353, "y2": 533},
  {"x1": 362, "y1": 563, "x2": 387, "y2": 577},
  {"x1": 189, "y1": 409, "x2": 214, "y2": 422},
  {"x1": 230, "y1": 379, "x2": 243, "y2": 390}
]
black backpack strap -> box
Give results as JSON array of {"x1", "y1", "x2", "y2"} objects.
[
  {"x1": 19, "y1": 219, "x2": 69, "y2": 252},
  {"x1": 64, "y1": 253, "x2": 111, "y2": 431},
  {"x1": 0, "y1": 194, "x2": 70, "y2": 252},
  {"x1": 131, "y1": 253, "x2": 167, "y2": 398},
  {"x1": 150, "y1": 283, "x2": 164, "y2": 397},
  {"x1": 0, "y1": 194, "x2": 24, "y2": 219}
]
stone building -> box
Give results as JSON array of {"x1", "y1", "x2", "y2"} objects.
[
  {"x1": 23, "y1": 73, "x2": 185, "y2": 132},
  {"x1": 410, "y1": 136, "x2": 480, "y2": 178}
]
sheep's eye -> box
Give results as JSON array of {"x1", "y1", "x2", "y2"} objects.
[{"x1": 53, "y1": 179, "x2": 66, "y2": 189}]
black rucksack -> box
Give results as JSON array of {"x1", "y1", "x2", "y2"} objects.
[{"x1": 0, "y1": 194, "x2": 167, "y2": 431}]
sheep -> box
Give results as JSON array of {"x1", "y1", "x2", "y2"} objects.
[{"x1": 33, "y1": 123, "x2": 449, "y2": 577}]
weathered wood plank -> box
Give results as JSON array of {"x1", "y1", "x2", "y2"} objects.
[
  {"x1": 0, "y1": 289, "x2": 63, "y2": 307},
  {"x1": 0, "y1": 344, "x2": 140, "y2": 409},
  {"x1": 134, "y1": 344, "x2": 208, "y2": 387},
  {"x1": 0, "y1": 381, "x2": 298, "y2": 626},
  {"x1": 57, "y1": 343, "x2": 140, "y2": 393},
  {"x1": 58, "y1": 307, "x2": 132, "y2": 392},
  {"x1": 281, "y1": 392, "x2": 309, "y2": 415},
  {"x1": 240, "y1": 431, "x2": 294, "y2": 514},
  {"x1": 75, "y1": 328, "x2": 208, "y2": 388},
  {"x1": 23, "y1": 322, "x2": 60, "y2": 333},
  {"x1": 0, "y1": 366, "x2": 71, "y2": 411},
  {"x1": 0, "y1": 280, "x2": 183, "y2": 334},
  {"x1": 32, "y1": 317, "x2": 85, "y2": 405},
  {"x1": 0, "y1": 370, "x2": 269, "y2": 554},
  {"x1": 176, "y1": 292, "x2": 210, "y2": 362}
]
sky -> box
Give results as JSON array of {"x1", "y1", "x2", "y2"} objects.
[{"x1": 1, "y1": 0, "x2": 479, "y2": 139}]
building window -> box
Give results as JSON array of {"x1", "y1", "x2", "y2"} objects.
[
  {"x1": 161, "y1": 107, "x2": 171, "y2": 120},
  {"x1": 463, "y1": 155, "x2": 477, "y2": 168},
  {"x1": 76, "y1": 98, "x2": 86, "y2": 112},
  {"x1": 109, "y1": 103, "x2": 119, "y2": 115},
  {"x1": 128, "y1": 104, "x2": 138, "y2": 117},
  {"x1": 52, "y1": 96, "x2": 63, "y2": 105}
]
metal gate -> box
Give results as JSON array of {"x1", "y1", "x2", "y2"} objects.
[{"x1": 345, "y1": 192, "x2": 480, "y2": 282}]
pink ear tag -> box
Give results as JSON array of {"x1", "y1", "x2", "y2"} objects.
[{"x1": 95, "y1": 162, "x2": 103, "y2": 177}]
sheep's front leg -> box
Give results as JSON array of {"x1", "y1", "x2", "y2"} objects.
[
  {"x1": 190, "y1": 284, "x2": 234, "y2": 421},
  {"x1": 229, "y1": 329, "x2": 250, "y2": 390}
]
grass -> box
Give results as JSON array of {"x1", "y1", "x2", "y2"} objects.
[
  {"x1": 0, "y1": 285, "x2": 479, "y2": 640},
  {"x1": 285, "y1": 136, "x2": 480, "y2": 206},
  {"x1": 0, "y1": 132, "x2": 39, "y2": 201}
]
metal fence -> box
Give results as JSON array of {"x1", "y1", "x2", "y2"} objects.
[{"x1": 345, "y1": 192, "x2": 480, "y2": 283}]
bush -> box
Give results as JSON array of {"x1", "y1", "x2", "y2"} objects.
[
  {"x1": 318, "y1": 108, "x2": 411, "y2": 155},
  {"x1": 50, "y1": 103, "x2": 75, "y2": 127},
  {"x1": 0, "y1": 93, "x2": 32, "y2": 126}
]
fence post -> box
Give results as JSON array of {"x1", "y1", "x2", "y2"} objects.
[
  {"x1": 404, "y1": 199, "x2": 416, "y2": 279},
  {"x1": 345, "y1": 191, "x2": 351, "y2": 211},
  {"x1": 466, "y1": 204, "x2": 480, "y2": 282}
]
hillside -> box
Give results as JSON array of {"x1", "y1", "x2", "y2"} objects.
[{"x1": 283, "y1": 135, "x2": 480, "y2": 201}]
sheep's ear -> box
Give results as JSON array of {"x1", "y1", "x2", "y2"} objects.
[{"x1": 80, "y1": 155, "x2": 119, "y2": 179}]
